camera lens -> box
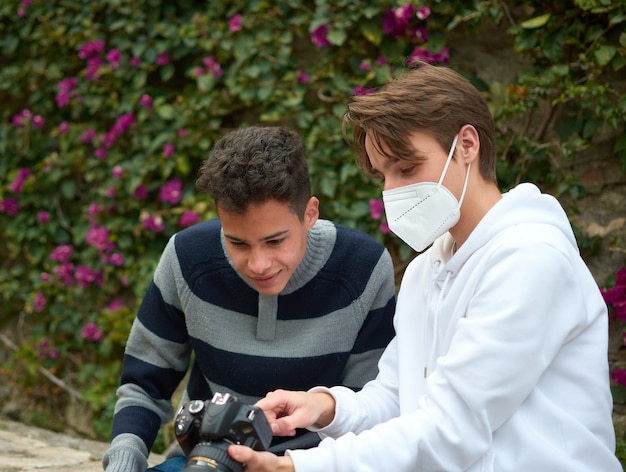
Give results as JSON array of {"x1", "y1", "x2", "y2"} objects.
[{"x1": 181, "y1": 441, "x2": 243, "y2": 472}]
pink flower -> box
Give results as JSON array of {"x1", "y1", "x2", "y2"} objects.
[
  {"x1": 31, "y1": 115, "x2": 45, "y2": 128},
  {"x1": 139, "y1": 94, "x2": 152, "y2": 108},
  {"x1": 229, "y1": 13, "x2": 242, "y2": 32},
  {"x1": 369, "y1": 199, "x2": 384, "y2": 220},
  {"x1": 353, "y1": 84, "x2": 376, "y2": 96},
  {"x1": 80, "y1": 128, "x2": 96, "y2": 143},
  {"x1": 359, "y1": 60, "x2": 372, "y2": 71},
  {"x1": 37, "y1": 211, "x2": 50, "y2": 223},
  {"x1": 382, "y1": 4, "x2": 414, "y2": 38},
  {"x1": 130, "y1": 56, "x2": 141, "y2": 67},
  {"x1": 202, "y1": 57, "x2": 223, "y2": 78},
  {"x1": 81, "y1": 322, "x2": 103, "y2": 342},
  {"x1": 86, "y1": 223, "x2": 113, "y2": 252},
  {"x1": 133, "y1": 184, "x2": 148, "y2": 199},
  {"x1": 59, "y1": 121, "x2": 70, "y2": 133},
  {"x1": 297, "y1": 71, "x2": 310, "y2": 84},
  {"x1": 178, "y1": 128, "x2": 187, "y2": 138},
  {"x1": 379, "y1": 221, "x2": 391, "y2": 234},
  {"x1": 40, "y1": 272, "x2": 50, "y2": 282},
  {"x1": 142, "y1": 214, "x2": 165, "y2": 232},
  {"x1": 612, "y1": 368, "x2": 626, "y2": 386},
  {"x1": 107, "y1": 252, "x2": 124, "y2": 266},
  {"x1": 375, "y1": 56, "x2": 387, "y2": 66},
  {"x1": 56, "y1": 77, "x2": 78, "y2": 108},
  {"x1": 88, "y1": 202, "x2": 100, "y2": 215},
  {"x1": 416, "y1": 6, "x2": 431, "y2": 21},
  {"x1": 179, "y1": 210, "x2": 200, "y2": 227},
  {"x1": 159, "y1": 177, "x2": 183, "y2": 204},
  {"x1": 106, "y1": 48, "x2": 122, "y2": 69},
  {"x1": 106, "y1": 187, "x2": 115, "y2": 198},
  {"x1": 163, "y1": 143, "x2": 175, "y2": 158},
  {"x1": 194, "y1": 67, "x2": 206, "y2": 77},
  {"x1": 94, "y1": 148, "x2": 107, "y2": 159},
  {"x1": 106, "y1": 299, "x2": 124, "y2": 311},
  {"x1": 50, "y1": 244, "x2": 73, "y2": 263},
  {"x1": 12, "y1": 109, "x2": 32, "y2": 127},
  {"x1": 112, "y1": 165, "x2": 124, "y2": 179},
  {"x1": 78, "y1": 39, "x2": 105, "y2": 60},
  {"x1": 311, "y1": 23, "x2": 331, "y2": 47},
  {"x1": 0, "y1": 198, "x2": 19, "y2": 216},
  {"x1": 75, "y1": 265, "x2": 101, "y2": 288},
  {"x1": 85, "y1": 56, "x2": 103, "y2": 81},
  {"x1": 9, "y1": 168, "x2": 32, "y2": 193},
  {"x1": 156, "y1": 52, "x2": 170, "y2": 65},
  {"x1": 54, "y1": 262, "x2": 75, "y2": 285},
  {"x1": 34, "y1": 291, "x2": 46, "y2": 312}
]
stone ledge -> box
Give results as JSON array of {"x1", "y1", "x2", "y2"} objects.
[{"x1": 0, "y1": 419, "x2": 166, "y2": 471}]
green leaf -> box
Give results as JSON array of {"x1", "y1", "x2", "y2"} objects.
[
  {"x1": 520, "y1": 13, "x2": 551, "y2": 29},
  {"x1": 594, "y1": 45, "x2": 617, "y2": 66},
  {"x1": 156, "y1": 104, "x2": 175, "y2": 120}
]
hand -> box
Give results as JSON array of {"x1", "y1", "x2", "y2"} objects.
[
  {"x1": 228, "y1": 444, "x2": 294, "y2": 472},
  {"x1": 256, "y1": 389, "x2": 336, "y2": 436}
]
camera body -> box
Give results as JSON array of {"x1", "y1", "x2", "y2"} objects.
[{"x1": 174, "y1": 392, "x2": 272, "y2": 472}]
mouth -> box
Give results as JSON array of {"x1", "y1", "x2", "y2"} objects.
[{"x1": 250, "y1": 272, "x2": 280, "y2": 288}]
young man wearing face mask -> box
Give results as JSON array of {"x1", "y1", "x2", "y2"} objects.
[
  {"x1": 101, "y1": 126, "x2": 397, "y2": 472},
  {"x1": 228, "y1": 64, "x2": 621, "y2": 471}
]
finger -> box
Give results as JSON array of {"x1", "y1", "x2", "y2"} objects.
[{"x1": 228, "y1": 444, "x2": 254, "y2": 464}]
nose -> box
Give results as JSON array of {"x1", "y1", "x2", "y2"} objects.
[{"x1": 247, "y1": 247, "x2": 271, "y2": 274}]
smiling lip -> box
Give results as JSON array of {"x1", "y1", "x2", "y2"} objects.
[{"x1": 250, "y1": 272, "x2": 280, "y2": 288}]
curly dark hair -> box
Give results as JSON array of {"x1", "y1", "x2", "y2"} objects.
[{"x1": 196, "y1": 126, "x2": 312, "y2": 219}]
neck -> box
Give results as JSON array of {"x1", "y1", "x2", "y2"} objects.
[{"x1": 450, "y1": 181, "x2": 502, "y2": 249}]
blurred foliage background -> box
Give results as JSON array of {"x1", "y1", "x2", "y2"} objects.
[{"x1": 1, "y1": 0, "x2": 625, "y2": 462}]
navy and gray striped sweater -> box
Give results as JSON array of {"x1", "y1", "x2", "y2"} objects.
[{"x1": 104, "y1": 218, "x2": 396, "y2": 471}]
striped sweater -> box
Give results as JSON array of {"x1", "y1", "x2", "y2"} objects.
[{"x1": 103, "y1": 218, "x2": 396, "y2": 472}]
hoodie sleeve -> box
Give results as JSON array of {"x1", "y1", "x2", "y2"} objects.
[{"x1": 288, "y1": 230, "x2": 601, "y2": 471}]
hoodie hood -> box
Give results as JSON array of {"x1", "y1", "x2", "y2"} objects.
[{"x1": 431, "y1": 183, "x2": 577, "y2": 276}]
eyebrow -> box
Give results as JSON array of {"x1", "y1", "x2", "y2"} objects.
[{"x1": 224, "y1": 229, "x2": 290, "y2": 244}]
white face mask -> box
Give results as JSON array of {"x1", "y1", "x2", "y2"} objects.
[{"x1": 382, "y1": 134, "x2": 470, "y2": 252}]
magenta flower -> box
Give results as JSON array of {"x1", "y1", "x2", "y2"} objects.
[
  {"x1": 379, "y1": 221, "x2": 391, "y2": 234},
  {"x1": 106, "y1": 48, "x2": 122, "y2": 69},
  {"x1": 40, "y1": 272, "x2": 50, "y2": 282},
  {"x1": 31, "y1": 115, "x2": 45, "y2": 128},
  {"x1": 59, "y1": 121, "x2": 70, "y2": 133},
  {"x1": 0, "y1": 198, "x2": 19, "y2": 216},
  {"x1": 178, "y1": 128, "x2": 187, "y2": 138},
  {"x1": 86, "y1": 223, "x2": 113, "y2": 252},
  {"x1": 369, "y1": 199, "x2": 384, "y2": 220},
  {"x1": 163, "y1": 143, "x2": 175, "y2": 159},
  {"x1": 159, "y1": 177, "x2": 183, "y2": 204},
  {"x1": 34, "y1": 291, "x2": 46, "y2": 312},
  {"x1": 311, "y1": 23, "x2": 331, "y2": 47},
  {"x1": 229, "y1": 13, "x2": 242, "y2": 32},
  {"x1": 612, "y1": 368, "x2": 626, "y2": 386},
  {"x1": 416, "y1": 6, "x2": 431, "y2": 21},
  {"x1": 106, "y1": 187, "x2": 116, "y2": 198},
  {"x1": 139, "y1": 94, "x2": 152, "y2": 108},
  {"x1": 54, "y1": 262, "x2": 75, "y2": 285},
  {"x1": 142, "y1": 214, "x2": 165, "y2": 232},
  {"x1": 202, "y1": 56, "x2": 224, "y2": 78},
  {"x1": 194, "y1": 67, "x2": 206, "y2": 77},
  {"x1": 85, "y1": 56, "x2": 103, "y2": 81},
  {"x1": 78, "y1": 39, "x2": 105, "y2": 59},
  {"x1": 38, "y1": 342, "x2": 58, "y2": 360},
  {"x1": 106, "y1": 299, "x2": 125, "y2": 311},
  {"x1": 130, "y1": 56, "x2": 141, "y2": 67},
  {"x1": 50, "y1": 244, "x2": 73, "y2": 263},
  {"x1": 156, "y1": 52, "x2": 170, "y2": 65},
  {"x1": 56, "y1": 77, "x2": 78, "y2": 108},
  {"x1": 81, "y1": 322, "x2": 103, "y2": 342},
  {"x1": 94, "y1": 148, "x2": 107, "y2": 159},
  {"x1": 359, "y1": 60, "x2": 372, "y2": 71},
  {"x1": 353, "y1": 84, "x2": 376, "y2": 96},
  {"x1": 80, "y1": 128, "x2": 96, "y2": 143},
  {"x1": 9, "y1": 168, "x2": 32, "y2": 194},
  {"x1": 75, "y1": 265, "x2": 101, "y2": 288},
  {"x1": 382, "y1": 4, "x2": 414, "y2": 38},
  {"x1": 37, "y1": 211, "x2": 50, "y2": 223},
  {"x1": 107, "y1": 252, "x2": 124, "y2": 266},
  {"x1": 133, "y1": 184, "x2": 148, "y2": 199},
  {"x1": 12, "y1": 109, "x2": 32, "y2": 127},
  {"x1": 297, "y1": 71, "x2": 310, "y2": 84},
  {"x1": 603, "y1": 267, "x2": 626, "y2": 321},
  {"x1": 111, "y1": 165, "x2": 124, "y2": 179},
  {"x1": 375, "y1": 56, "x2": 387, "y2": 66},
  {"x1": 179, "y1": 210, "x2": 200, "y2": 227},
  {"x1": 88, "y1": 202, "x2": 100, "y2": 215}
]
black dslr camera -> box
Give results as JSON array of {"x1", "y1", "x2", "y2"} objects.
[{"x1": 174, "y1": 392, "x2": 273, "y2": 472}]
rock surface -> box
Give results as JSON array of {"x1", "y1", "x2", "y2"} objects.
[{"x1": 0, "y1": 419, "x2": 166, "y2": 471}]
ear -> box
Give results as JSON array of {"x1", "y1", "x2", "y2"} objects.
[
  {"x1": 304, "y1": 197, "x2": 319, "y2": 229},
  {"x1": 457, "y1": 124, "x2": 480, "y2": 165}
]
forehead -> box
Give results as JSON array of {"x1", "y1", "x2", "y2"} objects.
[{"x1": 219, "y1": 199, "x2": 302, "y2": 239}]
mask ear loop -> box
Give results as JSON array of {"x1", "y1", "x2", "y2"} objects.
[{"x1": 437, "y1": 134, "x2": 459, "y2": 186}]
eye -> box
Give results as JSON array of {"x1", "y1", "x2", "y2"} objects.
[
  {"x1": 400, "y1": 165, "x2": 415, "y2": 175},
  {"x1": 266, "y1": 238, "x2": 285, "y2": 246}
]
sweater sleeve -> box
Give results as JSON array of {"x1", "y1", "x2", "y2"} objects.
[
  {"x1": 340, "y1": 248, "x2": 396, "y2": 389},
  {"x1": 104, "y1": 236, "x2": 191, "y2": 470}
]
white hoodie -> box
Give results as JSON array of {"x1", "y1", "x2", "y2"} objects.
[{"x1": 289, "y1": 183, "x2": 620, "y2": 471}]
